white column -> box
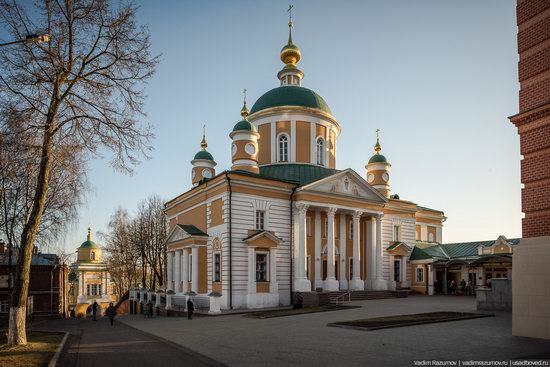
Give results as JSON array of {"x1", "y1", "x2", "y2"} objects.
[
  {"x1": 324, "y1": 208, "x2": 339, "y2": 291},
  {"x1": 389, "y1": 255, "x2": 396, "y2": 290},
  {"x1": 270, "y1": 122, "x2": 276, "y2": 162},
  {"x1": 174, "y1": 249, "x2": 182, "y2": 293},
  {"x1": 191, "y1": 246, "x2": 199, "y2": 293},
  {"x1": 339, "y1": 213, "x2": 348, "y2": 290},
  {"x1": 248, "y1": 247, "x2": 256, "y2": 295},
  {"x1": 428, "y1": 264, "x2": 434, "y2": 295},
  {"x1": 269, "y1": 248, "x2": 278, "y2": 293},
  {"x1": 374, "y1": 214, "x2": 386, "y2": 290},
  {"x1": 294, "y1": 203, "x2": 310, "y2": 292},
  {"x1": 81, "y1": 271, "x2": 86, "y2": 296},
  {"x1": 401, "y1": 256, "x2": 408, "y2": 287},
  {"x1": 421, "y1": 224, "x2": 428, "y2": 241},
  {"x1": 182, "y1": 248, "x2": 190, "y2": 293},
  {"x1": 350, "y1": 211, "x2": 364, "y2": 290},
  {"x1": 167, "y1": 251, "x2": 174, "y2": 292},
  {"x1": 314, "y1": 211, "x2": 323, "y2": 290},
  {"x1": 366, "y1": 218, "x2": 376, "y2": 289}
]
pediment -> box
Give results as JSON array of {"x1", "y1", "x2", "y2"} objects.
[
  {"x1": 297, "y1": 169, "x2": 386, "y2": 203},
  {"x1": 165, "y1": 224, "x2": 208, "y2": 245}
]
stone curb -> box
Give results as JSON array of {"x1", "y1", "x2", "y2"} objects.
[{"x1": 48, "y1": 331, "x2": 69, "y2": 367}]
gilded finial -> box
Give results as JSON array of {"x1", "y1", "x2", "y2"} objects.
[
  {"x1": 240, "y1": 88, "x2": 249, "y2": 118},
  {"x1": 280, "y1": 5, "x2": 301, "y2": 65},
  {"x1": 87, "y1": 227, "x2": 92, "y2": 241},
  {"x1": 200, "y1": 125, "x2": 208, "y2": 150},
  {"x1": 288, "y1": 5, "x2": 294, "y2": 44},
  {"x1": 374, "y1": 128, "x2": 382, "y2": 154}
]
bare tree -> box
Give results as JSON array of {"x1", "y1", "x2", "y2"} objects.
[{"x1": 0, "y1": 0, "x2": 159, "y2": 345}]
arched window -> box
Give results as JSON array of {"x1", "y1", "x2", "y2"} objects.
[
  {"x1": 278, "y1": 134, "x2": 289, "y2": 162},
  {"x1": 316, "y1": 138, "x2": 324, "y2": 165},
  {"x1": 90, "y1": 251, "x2": 95, "y2": 261}
]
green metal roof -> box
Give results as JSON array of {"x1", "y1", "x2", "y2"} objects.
[
  {"x1": 232, "y1": 119, "x2": 257, "y2": 133},
  {"x1": 79, "y1": 240, "x2": 100, "y2": 249},
  {"x1": 410, "y1": 238, "x2": 520, "y2": 261},
  {"x1": 193, "y1": 150, "x2": 214, "y2": 161},
  {"x1": 250, "y1": 86, "x2": 332, "y2": 115},
  {"x1": 177, "y1": 224, "x2": 208, "y2": 236},
  {"x1": 368, "y1": 154, "x2": 387, "y2": 164},
  {"x1": 259, "y1": 164, "x2": 339, "y2": 186}
]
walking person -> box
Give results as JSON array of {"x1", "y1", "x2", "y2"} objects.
[
  {"x1": 460, "y1": 279, "x2": 466, "y2": 294},
  {"x1": 187, "y1": 297, "x2": 195, "y2": 320},
  {"x1": 91, "y1": 301, "x2": 98, "y2": 321},
  {"x1": 146, "y1": 301, "x2": 153, "y2": 318},
  {"x1": 293, "y1": 291, "x2": 304, "y2": 309},
  {"x1": 106, "y1": 302, "x2": 117, "y2": 326}
]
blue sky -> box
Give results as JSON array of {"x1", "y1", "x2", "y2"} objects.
[{"x1": 59, "y1": 0, "x2": 520, "y2": 251}]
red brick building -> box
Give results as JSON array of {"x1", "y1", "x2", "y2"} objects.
[
  {"x1": 509, "y1": 0, "x2": 550, "y2": 238},
  {"x1": 0, "y1": 243, "x2": 69, "y2": 318}
]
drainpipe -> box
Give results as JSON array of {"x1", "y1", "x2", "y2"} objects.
[
  {"x1": 225, "y1": 172, "x2": 233, "y2": 309},
  {"x1": 290, "y1": 187, "x2": 296, "y2": 304}
]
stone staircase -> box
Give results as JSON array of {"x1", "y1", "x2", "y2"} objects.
[{"x1": 328, "y1": 290, "x2": 405, "y2": 304}]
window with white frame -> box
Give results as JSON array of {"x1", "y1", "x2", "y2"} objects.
[
  {"x1": 256, "y1": 253, "x2": 268, "y2": 282},
  {"x1": 255, "y1": 210, "x2": 265, "y2": 230},
  {"x1": 87, "y1": 284, "x2": 102, "y2": 296},
  {"x1": 189, "y1": 255, "x2": 193, "y2": 282},
  {"x1": 316, "y1": 138, "x2": 325, "y2": 165},
  {"x1": 416, "y1": 267, "x2": 424, "y2": 283},
  {"x1": 0, "y1": 300, "x2": 8, "y2": 313},
  {"x1": 213, "y1": 253, "x2": 221, "y2": 282},
  {"x1": 393, "y1": 225, "x2": 400, "y2": 242},
  {"x1": 349, "y1": 222, "x2": 354, "y2": 240},
  {"x1": 278, "y1": 134, "x2": 289, "y2": 162}
]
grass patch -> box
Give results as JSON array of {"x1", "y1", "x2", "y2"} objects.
[
  {"x1": 328, "y1": 312, "x2": 494, "y2": 331},
  {"x1": 0, "y1": 330, "x2": 64, "y2": 367},
  {"x1": 244, "y1": 305, "x2": 361, "y2": 319}
]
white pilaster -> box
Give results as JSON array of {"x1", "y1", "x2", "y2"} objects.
[
  {"x1": 248, "y1": 247, "x2": 256, "y2": 295},
  {"x1": 339, "y1": 213, "x2": 348, "y2": 290},
  {"x1": 269, "y1": 248, "x2": 278, "y2": 293},
  {"x1": 314, "y1": 210, "x2": 323, "y2": 290},
  {"x1": 421, "y1": 224, "x2": 428, "y2": 242},
  {"x1": 401, "y1": 256, "x2": 409, "y2": 288},
  {"x1": 191, "y1": 246, "x2": 199, "y2": 293},
  {"x1": 174, "y1": 249, "x2": 182, "y2": 293},
  {"x1": 270, "y1": 122, "x2": 276, "y2": 163},
  {"x1": 324, "y1": 207, "x2": 339, "y2": 291},
  {"x1": 167, "y1": 251, "x2": 174, "y2": 292},
  {"x1": 310, "y1": 123, "x2": 316, "y2": 164},
  {"x1": 366, "y1": 218, "x2": 376, "y2": 289},
  {"x1": 290, "y1": 120, "x2": 296, "y2": 162},
  {"x1": 436, "y1": 226, "x2": 443, "y2": 243},
  {"x1": 428, "y1": 264, "x2": 434, "y2": 295},
  {"x1": 389, "y1": 255, "x2": 396, "y2": 290},
  {"x1": 294, "y1": 203, "x2": 310, "y2": 292},
  {"x1": 182, "y1": 248, "x2": 190, "y2": 293},
  {"x1": 373, "y1": 214, "x2": 386, "y2": 290},
  {"x1": 350, "y1": 211, "x2": 364, "y2": 290}
]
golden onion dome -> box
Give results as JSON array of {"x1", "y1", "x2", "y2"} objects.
[{"x1": 280, "y1": 20, "x2": 301, "y2": 65}]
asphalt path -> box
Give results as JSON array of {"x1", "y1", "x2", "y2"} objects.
[{"x1": 32, "y1": 316, "x2": 226, "y2": 367}]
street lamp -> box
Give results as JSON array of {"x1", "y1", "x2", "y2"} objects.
[{"x1": 0, "y1": 33, "x2": 51, "y2": 47}]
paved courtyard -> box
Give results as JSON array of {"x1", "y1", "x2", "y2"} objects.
[{"x1": 119, "y1": 295, "x2": 550, "y2": 367}]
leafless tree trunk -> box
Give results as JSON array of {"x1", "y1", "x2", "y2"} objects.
[{"x1": 0, "y1": 0, "x2": 158, "y2": 345}]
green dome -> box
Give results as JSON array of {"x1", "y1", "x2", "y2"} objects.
[
  {"x1": 193, "y1": 150, "x2": 214, "y2": 161},
  {"x1": 368, "y1": 154, "x2": 387, "y2": 164},
  {"x1": 250, "y1": 86, "x2": 332, "y2": 115},
  {"x1": 232, "y1": 119, "x2": 258, "y2": 133},
  {"x1": 79, "y1": 240, "x2": 100, "y2": 249}
]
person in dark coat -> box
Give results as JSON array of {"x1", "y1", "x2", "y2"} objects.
[
  {"x1": 293, "y1": 292, "x2": 304, "y2": 309},
  {"x1": 106, "y1": 302, "x2": 117, "y2": 326},
  {"x1": 460, "y1": 279, "x2": 466, "y2": 293},
  {"x1": 91, "y1": 301, "x2": 98, "y2": 321},
  {"x1": 187, "y1": 297, "x2": 195, "y2": 319}
]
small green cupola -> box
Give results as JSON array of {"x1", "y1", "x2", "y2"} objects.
[
  {"x1": 191, "y1": 126, "x2": 217, "y2": 187},
  {"x1": 365, "y1": 129, "x2": 392, "y2": 198},
  {"x1": 230, "y1": 90, "x2": 260, "y2": 174}
]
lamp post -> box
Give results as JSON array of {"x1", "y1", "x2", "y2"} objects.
[{"x1": 0, "y1": 34, "x2": 51, "y2": 47}]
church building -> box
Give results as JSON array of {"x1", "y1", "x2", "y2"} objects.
[{"x1": 164, "y1": 17, "x2": 445, "y2": 310}]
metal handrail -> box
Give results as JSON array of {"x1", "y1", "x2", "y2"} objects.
[{"x1": 333, "y1": 291, "x2": 352, "y2": 304}]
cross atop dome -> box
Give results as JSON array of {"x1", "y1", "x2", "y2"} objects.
[{"x1": 278, "y1": 5, "x2": 304, "y2": 86}]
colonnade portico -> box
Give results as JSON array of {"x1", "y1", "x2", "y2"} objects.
[
  {"x1": 167, "y1": 246, "x2": 199, "y2": 294},
  {"x1": 293, "y1": 202, "x2": 384, "y2": 292}
]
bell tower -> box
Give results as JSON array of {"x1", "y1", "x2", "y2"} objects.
[
  {"x1": 191, "y1": 126, "x2": 216, "y2": 186},
  {"x1": 230, "y1": 91, "x2": 260, "y2": 173},
  {"x1": 365, "y1": 129, "x2": 391, "y2": 198}
]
